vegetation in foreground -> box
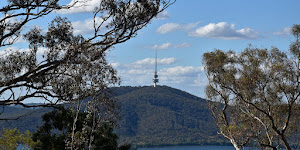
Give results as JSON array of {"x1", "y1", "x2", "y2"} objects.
[
  {"x1": 32, "y1": 107, "x2": 130, "y2": 150},
  {"x1": 0, "y1": 128, "x2": 37, "y2": 150},
  {"x1": 0, "y1": 0, "x2": 175, "y2": 149},
  {"x1": 203, "y1": 24, "x2": 300, "y2": 150},
  {"x1": 0, "y1": 86, "x2": 228, "y2": 148}
]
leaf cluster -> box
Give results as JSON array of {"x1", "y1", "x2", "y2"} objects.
[
  {"x1": 33, "y1": 106, "x2": 130, "y2": 150},
  {"x1": 0, "y1": 128, "x2": 37, "y2": 150}
]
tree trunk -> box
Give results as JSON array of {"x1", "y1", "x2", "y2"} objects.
[{"x1": 230, "y1": 139, "x2": 241, "y2": 150}]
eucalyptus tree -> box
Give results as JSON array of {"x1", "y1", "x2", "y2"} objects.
[
  {"x1": 0, "y1": 128, "x2": 37, "y2": 150},
  {"x1": 33, "y1": 106, "x2": 129, "y2": 150},
  {"x1": 0, "y1": 1, "x2": 175, "y2": 149},
  {"x1": 0, "y1": 0, "x2": 175, "y2": 108},
  {"x1": 203, "y1": 25, "x2": 300, "y2": 150}
]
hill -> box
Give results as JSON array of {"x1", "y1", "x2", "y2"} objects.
[
  {"x1": 112, "y1": 86, "x2": 225, "y2": 146},
  {"x1": 0, "y1": 86, "x2": 226, "y2": 146},
  {"x1": 0, "y1": 106, "x2": 53, "y2": 132}
]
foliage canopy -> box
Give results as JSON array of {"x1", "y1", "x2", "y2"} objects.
[
  {"x1": 33, "y1": 106, "x2": 130, "y2": 150},
  {"x1": 203, "y1": 24, "x2": 300, "y2": 150},
  {"x1": 0, "y1": 128, "x2": 37, "y2": 150}
]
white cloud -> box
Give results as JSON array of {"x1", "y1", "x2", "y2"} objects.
[
  {"x1": 127, "y1": 69, "x2": 148, "y2": 75},
  {"x1": 189, "y1": 22, "x2": 258, "y2": 40},
  {"x1": 72, "y1": 18, "x2": 94, "y2": 34},
  {"x1": 160, "y1": 66, "x2": 204, "y2": 77},
  {"x1": 193, "y1": 74, "x2": 208, "y2": 87},
  {"x1": 110, "y1": 59, "x2": 207, "y2": 97},
  {"x1": 57, "y1": 0, "x2": 101, "y2": 14},
  {"x1": 156, "y1": 22, "x2": 199, "y2": 34},
  {"x1": 72, "y1": 17, "x2": 110, "y2": 35},
  {"x1": 133, "y1": 58, "x2": 155, "y2": 66},
  {"x1": 151, "y1": 43, "x2": 172, "y2": 50},
  {"x1": 156, "y1": 23, "x2": 181, "y2": 34},
  {"x1": 184, "y1": 22, "x2": 200, "y2": 30},
  {"x1": 149, "y1": 42, "x2": 192, "y2": 50},
  {"x1": 159, "y1": 58, "x2": 177, "y2": 65},
  {"x1": 158, "y1": 66, "x2": 207, "y2": 90},
  {"x1": 155, "y1": 11, "x2": 170, "y2": 20},
  {"x1": 121, "y1": 65, "x2": 205, "y2": 85},
  {"x1": 134, "y1": 57, "x2": 176, "y2": 66},
  {"x1": 273, "y1": 27, "x2": 291, "y2": 36},
  {"x1": 129, "y1": 64, "x2": 202, "y2": 80}
]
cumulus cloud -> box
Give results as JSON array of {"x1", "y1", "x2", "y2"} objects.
[
  {"x1": 72, "y1": 18, "x2": 94, "y2": 34},
  {"x1": 134, "y1": 57, "x2": 176, "y2": 66},
  {"x1": 156, "y1": 22, "x2": 199, "y2": 34},
  {"x1": 189, "y1": 22, "x2": 259, "y2": 40},
  {"x1": 158, "y1": 66, "x2": 207, "y2": 94},
  {"x1": 273, "y1": 27, "x2": 291, "y2": 36},
  {"x1": 119, "y1": 63, "x2": 205, "y2": 84},
  {"x1": 72, "y1": 17, "x2": 110, "y2": 35},
  {"x1": 150, "y1": 42, "x2": 192, "y2": 50},
  {"x1": 155, "y1": 11, "x2": 170, "y2": 20},
  {"x1": 160, "y1": 66, "x2": 204, "y2": 77},
  {"x1": 156, "y1": 23, "x2": 181, "y2": 34},
  {"x1": 127, "y1": 69, "x2": 149, "y2": 75},
  {"x1": 151, "y1": 43, "x2": 172, "y2": 50},
  {"x1": 122, "y1": 65, "x2": 205, "y2": 85},
  {"x1": 110, "y1": 59, "x2": 207, "y2": 97},
  {"x1": 57, "y1": 0, "x2": 101, "y2": 14}
]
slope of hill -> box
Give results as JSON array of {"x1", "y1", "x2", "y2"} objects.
[
  {"x1": 112, "y1": 86, "x2": 225, "y2": 146},
  {"x1": 0, "y1": 86, "x2": 226, "y2": 146},
  {"x1": 0, "y1": 106, "x2": 53, "y2": 132}
]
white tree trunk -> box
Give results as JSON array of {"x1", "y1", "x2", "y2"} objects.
[{"x1": 230, "y1": 139, "x2": 241, "y2": 150}]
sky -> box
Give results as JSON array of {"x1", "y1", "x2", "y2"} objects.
[{"x1": 2, "y1": 0, "x2": 300, "y2": 98}]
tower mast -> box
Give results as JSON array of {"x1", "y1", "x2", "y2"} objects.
[{"x1": 153, "y1": 51, "x2": 159, "y2": 87}]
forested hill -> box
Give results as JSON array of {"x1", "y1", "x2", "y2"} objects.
[
  {"x1": 112, "y1": 86, "x2": 225, "y2": 146},
  {"x1": 0, "y1": 86, "x2": 226, "y2": 146}
]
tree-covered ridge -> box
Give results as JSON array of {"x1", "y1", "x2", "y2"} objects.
[
  {"x1": 112, "y1": 86, "x2": 226, "y2": 146},
  {"x1": 0, "y1": 86, "x2": 226, "y2": 146},
  {"x1": 0, "y1": 106, "x2": 52, "y2": 132}
]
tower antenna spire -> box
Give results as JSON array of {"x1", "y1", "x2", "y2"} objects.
[
  {"x1": 153, "y1": 51, "x2": 159, "y2": 87},
  {"x1": 155, "y1": 51, "x2": 157, "y2": 74}
]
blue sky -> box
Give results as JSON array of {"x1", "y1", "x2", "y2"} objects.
[
  {"x1": 2, "y1": 0, "x2": 300, "y2": 98},
  {"x1": 108, "y1": 0, "x2": 300, "y2": 98}
]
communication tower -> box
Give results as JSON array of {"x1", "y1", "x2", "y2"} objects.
[{"x1": 153, "y1": 51, "x2": 159, "y2": 87}]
